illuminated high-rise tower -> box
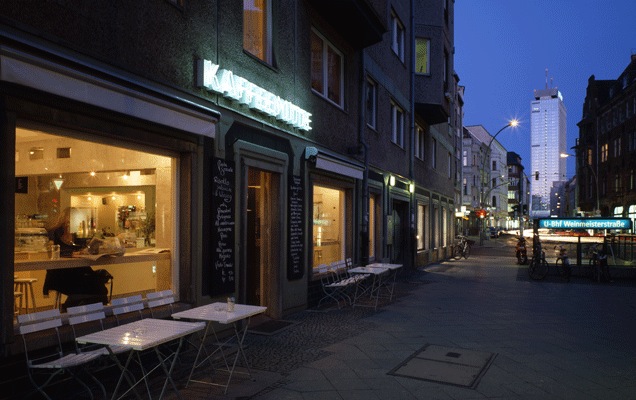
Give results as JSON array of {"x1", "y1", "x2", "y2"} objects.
[{"x1": 530, "y1": 83, "x2": 567, "y2": 218}]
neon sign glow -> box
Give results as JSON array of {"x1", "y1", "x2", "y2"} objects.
[{"x1": 199, "y1": 60, "x2": 312, "y2": 131}]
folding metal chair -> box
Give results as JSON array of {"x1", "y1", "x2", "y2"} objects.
[
  {"x1": 17, "y1": 309, "x2": 106, "y2": 400},
  {"x1": 67, "y1": 302, "x2": 130, "y2": 356},
  {"x1": 146, "y1": 289, "x2": 175, "y2": 318},
  {"x1": 110, "y1": 294, "x2": 145, "y2": 325}
]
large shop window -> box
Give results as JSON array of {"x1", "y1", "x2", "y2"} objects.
[
  {"x1": 14, "y1": 125, "x2": 176, "y2": 314},
  {"x1": 312, "y1": 185, "x2": 345, "y2": 268}
]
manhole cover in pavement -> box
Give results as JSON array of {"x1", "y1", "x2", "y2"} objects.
[{"x1": 388, "y1": 344, "x2": 496, "y2": 389}]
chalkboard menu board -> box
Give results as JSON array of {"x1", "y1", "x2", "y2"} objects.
[
  {"x1": 211, "y1": 158, "x2": 235, "y2": 295},
  {"x1": 288, "y1": 175, "x2": 304, "y2": 280}
]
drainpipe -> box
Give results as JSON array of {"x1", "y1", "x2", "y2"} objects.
[
  {"x1": 359, "y1": 49, "x2": 370, "y2": 265},
  {"x1": 409, "y1": 0, "x2": 416, "y2": 269}
]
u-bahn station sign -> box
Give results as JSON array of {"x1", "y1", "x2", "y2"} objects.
[{"x1": 538, "y1": 218, "x2": 632, "y2": 230}]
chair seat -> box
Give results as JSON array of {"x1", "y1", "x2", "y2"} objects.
[{"x1": 31, "y1": 352, "x2": 103, "y2": 369}]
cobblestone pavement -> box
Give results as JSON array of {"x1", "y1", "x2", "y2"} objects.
[{"x1": 4, "y1": 235, "x2": 636, "y2": 399}]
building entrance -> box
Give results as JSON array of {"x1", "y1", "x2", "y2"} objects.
[{"x1": 244, "y1": 167, "x2": 281, "y2": 314}]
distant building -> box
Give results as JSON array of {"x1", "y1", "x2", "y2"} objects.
[
  {"x1": 506, "y1": 151, "x2": 526, "y2": 230},
  {"x1": 530, "y1": 87, "x2": 567, "y2": 218},
  {"x1": 576, "y1": 53, "x2": 636, "y2": 228},
  {"x1": 463, "y1": 125, "x2": 508, "y2": 230}
]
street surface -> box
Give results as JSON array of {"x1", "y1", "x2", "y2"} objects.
[{"x1": 3, "y1": 235, "x2": 635, "y2": 399}]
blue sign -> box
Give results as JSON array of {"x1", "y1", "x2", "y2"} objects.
[{"x1": 538, "y1": 218, "x2": 632, "y2": 230}]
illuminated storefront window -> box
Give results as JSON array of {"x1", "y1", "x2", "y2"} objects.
[
  {"x1": 14, "y1": 124, "x2": 176, "y2": 313},
  {"x1": 312, "y1": 185, "x2": 345, "y2": 267}
]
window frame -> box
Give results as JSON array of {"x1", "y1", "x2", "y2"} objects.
[
  {"x1": 391, "y1": 11, "x2": 405, "y2": 62},
  {"x1": 415, "y1": 124, "x2": 425, "y2": 160},
  {"x1": 366, "y1": 77, "x2": 377, "y2": 129},
  {"x1": 243, "y1": 0, "x2": 273, "y2": 65},
  {"x1": 310, "y1": 28, "x2": 345, "y2": 108},
  {"x1": 415, "y1": 38, "x2": 430, "y2": 75},
  {"x1": 390, "y1": 100, "x2": 405, "y2": 148}
]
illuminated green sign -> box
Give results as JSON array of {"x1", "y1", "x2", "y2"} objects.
[{"x1": 538, "y1": 218, "x2": 632, "y2": 230}]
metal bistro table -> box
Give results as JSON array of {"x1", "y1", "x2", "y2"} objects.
[
  {"x1": 366, "y1": 262, "x2": 403, "y2": 301},
  {"x1": 349, "y1": 265, "x2": 390, "y2": 311},
  {"x1": 76, "y1": 318, "x2": 205, "y2": 400},
  {"x1": 172, "y1": 302, "x2": 267, "y2": 394}
]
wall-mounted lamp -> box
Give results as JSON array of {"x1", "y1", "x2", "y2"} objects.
[
  {"x1": 389, "y1": 175, "x2": 396, "y2": 186},
  {"x1": 409, "y1": 183, "x2": 415, "y2": 193}
]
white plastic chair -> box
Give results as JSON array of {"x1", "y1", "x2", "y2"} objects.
[{"x1": 17, "y1": 309, "x2": 106, "y2": 400}]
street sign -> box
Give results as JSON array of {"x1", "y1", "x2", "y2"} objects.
[{"x1": 538, "y1": 218, "x2": 632, "y2": 230}]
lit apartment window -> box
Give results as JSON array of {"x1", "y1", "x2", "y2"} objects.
[
  {"x1": 391, "y1": 11, "x2": 405, "y2": 62},
  {"x1": 366, "y1": 77, "x2": 377, "y2": 129},
  {"x1": 391, "y1": 101, "x2": 405, "y2": 148},
  {"x1": 415, "y1": 124, "x2": 425, "y2": 160},
  {"x1": 601, "y1": 143, "x2": 608, "y2": 162},
  {"x1": 243, "y1": 0, "x2": 272, "y2": 64},
  {"x1": 311, "y1": 29, "x2": 344, "y2": 107},
  {"x1": 415, "y1": 38, "x2": 430, "y2": 74}
]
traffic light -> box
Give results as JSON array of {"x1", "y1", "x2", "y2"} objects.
[
  {"x1": 522, "y1": 204, "x2": 528, "y2": 214},
  {"x1": 512, "y1": 205, "x2": 519, "y2": 212}
]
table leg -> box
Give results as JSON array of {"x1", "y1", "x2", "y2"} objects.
[{"x1": 186, "y1": 322, "x2": 232, "y2": 387}]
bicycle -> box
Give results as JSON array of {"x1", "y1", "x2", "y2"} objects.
[
  {"x1": 553, "y1": 245, "x2": 572, "y2": 282},
  {"x1": 453, "y1": 235, "x2": 473, "y2": 260},
  {"x1": 528, "y1": 240, "x2": 548, "y2": 280},
  {"x1": 586, "y1": 243, "x2": 611, "y2": 283}
]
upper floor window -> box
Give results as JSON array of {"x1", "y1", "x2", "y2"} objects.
[
  {"x1": 391, "y1": 12, "x2": 405, "y2": 62},
  {"x1": 415, "y1": 38, "x2": 430, "y2": 74},
  {"x1": 243, "y1": 0, "x2": 272, "y2": 64},
  {"x1": 391, "y1": 101, "x2": 405, "y2": 148},
  {"x1": 601, "y1": 143, "x2": 608, "y2": 162},
  {"x1": 415, "y1": 124, "x2": 425, "y2": 160},
  {"x1": 366, "y1": 77, "x2": 377, "y2": 129},
  {"x1": 432, "y1": 138, "x2": 437, "y2": 168},
  {"x1": 492, "y1": 160, "x2": 497, "y2": 171},
  {"x1": 311, "y1": 29, "x2": 344, "y2": 107},
  {"x1": 448, "y1": 152, "x2": 452, "y2": 178}
]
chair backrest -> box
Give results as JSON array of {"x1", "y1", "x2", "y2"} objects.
[
  {"x1": 111, "y1": 294, "x2": 144, "y2": 324},
  {"x1": 330, "y1": 260, "x2": 348, "y2": 281},
  {"x1": 146, "y1": 289, "x2": 175, "y2": 317},
  {"x1": 67, "y1": 302, "x2": 107, "y2": 353},
  {"x1": 17, "y1": 309, "x2": 65, "y2": 364}
]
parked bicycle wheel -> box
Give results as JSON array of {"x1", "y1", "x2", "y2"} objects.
[
  {"x1": 462, "y1": 244, "x2": 470, "y2": 259},
  {"x1": 528, "y1": 257, "x2": 548, "y2": 280},
  {"x1": 453, "y1": 245, "x2": 463, "y2": 260}
]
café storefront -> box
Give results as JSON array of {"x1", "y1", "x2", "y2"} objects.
[{"x1": 1, "y1": 39, "x2": 219, "y2": 353}]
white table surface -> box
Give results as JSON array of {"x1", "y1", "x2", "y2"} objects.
[
  {"x1": 172, "y1": 302, "x2": 267, "y2": 324},
  {"x1": 366, "y1": 263, "x2": 403, "y2": 270},
  {"x1": 76, "y1": 318, "x2": 205, "y2": 351},
  {"x1": 349, "y1": 266, "x2": 389, "y2": 275}
]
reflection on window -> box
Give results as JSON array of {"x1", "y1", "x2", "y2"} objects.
[
  {"x1": 366, "y1": 77, "x2": 377, "y2": 129},
  {"x1": 391, "y1": 11, "x2": 405, "y2": 62},
  {"x1": 369, "y1": 195, "x2": 376, "y2": 260},
  {"x1": 313, "y1": 185, "x2": 344, "y2": 267},
  {"x1": 391, "y1": 101, "x2": 405, "y2": 147},
  {"x1": 415, "y1": 38, "x2": 430, "y2": 74},
  {"x1": 15, "y1": 125, "x2": 176, "y2": 314},
  {"x1": 243, "y1": 0, "x2": 272, "y2": 64},
  {"x1": 311, "y1": 29, "x2": 344, "y2": 107},
  {"x1": 417, "y1": 203, "x2": 425, "y2": 250}
]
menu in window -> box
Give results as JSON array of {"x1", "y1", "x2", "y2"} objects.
[
  {"x1": 288, "y1": 175, "x2": 304, "y2": 280},
  {"x1": 211, "y1": 158, "x2": 235, "y2": 295}
]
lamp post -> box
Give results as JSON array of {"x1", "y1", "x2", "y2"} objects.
[
  {"x1": 560, "y1": 152, "x2": 599, "y2": 215},
  {"x1": 478, "y1": 119, "x2": 519, "y2": 245}
]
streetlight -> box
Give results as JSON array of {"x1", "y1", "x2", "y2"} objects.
[
  {"x1": 478, "y1": 119, "x2": 519, "y2": 244},
  {"x1": 560, "y1": 152, "x2": 599, "y2": 214}
]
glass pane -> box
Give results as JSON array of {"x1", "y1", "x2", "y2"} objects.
[
  {"x1": 326, "y1": 45, "x2": 341, "y2": 104},
  {"x1": 15, "y1": 125, "x2": 176, "y2": 313},
  {"x1": 313, "y1": 185, "x2": 343, "y2": 267},
  {"x1": 310, "y1": 31, "x2": 324, "y2": 93},
  {"x1": 243, "y1": 0, "x2": 270, "y2": 62}
]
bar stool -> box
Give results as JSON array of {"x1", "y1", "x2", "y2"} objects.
[
  {"x1": 14, "y1": 277, "x2": 38, "y2": 313},
  {"x1": 14, "y1": 292, "x2": 22, "y2": 317}
]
